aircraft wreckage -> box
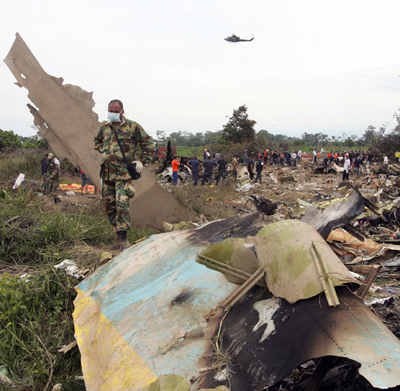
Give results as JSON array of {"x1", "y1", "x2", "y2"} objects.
[
  {"x1": 5, "y1": 33, "x2": 400, "y2": 390},
  {"x1": 4, "y1": 33, "x2": 196, "y2": 231},
  {"x1": 72, "y1": 187, "x2": 400, "y2": 391}
]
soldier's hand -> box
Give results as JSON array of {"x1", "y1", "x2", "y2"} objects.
[{"x1": 133, "y1": 161, "x2": 143, "y2": 173}]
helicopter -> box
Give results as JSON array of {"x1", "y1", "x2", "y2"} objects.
[{"x1": 224, "y1": 34, "x2": 254, "y2": 43}]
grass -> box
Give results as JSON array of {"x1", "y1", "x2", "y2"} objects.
[
  {"x1": 0, "y1": 192, "x2": 115, "y2": 268},
  {"x1": 0, "y1": 270, "x2": 82, "y2": 391},
  {"x1": 175, "y1": 146, "x2": 204, "y2": 158},
  {"x1": 0, "y1": 150, "x2": 44, "y2": 182}
]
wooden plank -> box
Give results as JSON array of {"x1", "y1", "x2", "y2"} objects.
[
  {"x1": 220, "y1": 267, "x2": 265, "y2": 310},
  {"x1": 311, "y1": 242, "x2": 340, "y2": 307},
  {"x1": 357, "y1": 265, "x2": 381, "y2": 299}
]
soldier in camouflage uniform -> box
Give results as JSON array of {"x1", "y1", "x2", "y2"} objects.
[
  {"x1": 94, "y1": 99, "x2": 153, "y2": 249},
  {"x1": 43, "y1": 153, "x2": 60, "y2": 201}
]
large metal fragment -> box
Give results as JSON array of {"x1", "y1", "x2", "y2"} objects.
[
  {"x1": 73, "y1": 213, "x2": 400, "y2": 390},
  {"x1": 73, "y1": 214, "x2": 262, "y2": 391},
  {"x1": 254, "y1": 220, "x2": 357, "y2": 304},
  {"x1": 203, "y1": 287, "x2": 400, "y2": 390},
  {"x1": 132, "y1": 374, "x2": 229, "y2": 391},
  {"x1": 301, "y1": 190, "x2": 366, "y2": 239},
  {"x1": 4, "y1": 33, "x2": 197, "y2": 229}
]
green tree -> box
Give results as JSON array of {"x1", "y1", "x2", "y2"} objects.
[
  {"x1": 362, "y1": 125, "x2": 377, "y2": 146},
  {"x1": 156, "y1": 130, "x2": 167, "y2": 143},
  {"x1": 204, "y1": 130, "x2": 222, "y2": 145},
  {"x1": 0, "y1": 129, "x2": 22, "y2": 152},
  {"x1": 222, "y1": 105, "x2": 256, "y2": 143}
]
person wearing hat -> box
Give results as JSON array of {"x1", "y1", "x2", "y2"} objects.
[{"x1": 43, "y1": 153, "x2": 61, "y2": 199}]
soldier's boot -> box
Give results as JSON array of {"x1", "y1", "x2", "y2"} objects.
[{"x1": 111, "y1": 230, "x2": 130, "y2": 250}]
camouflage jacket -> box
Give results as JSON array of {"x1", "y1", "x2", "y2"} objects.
[
  {"x1": 94, "y1": 118, "x2": 153, "y2": 181},
  {"x1": 45, "y1": 160, "x2": 60, "y2": 180}
]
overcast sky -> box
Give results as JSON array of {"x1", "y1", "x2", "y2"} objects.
[{"x1": 1, "y1": 0, "x2": 400, "y2": 139}]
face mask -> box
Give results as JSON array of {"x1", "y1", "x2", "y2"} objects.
[{"x1": 108, "y1": 112, "x2": 121, "y2": 122}]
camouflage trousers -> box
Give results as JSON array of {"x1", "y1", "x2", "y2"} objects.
[
  {"x1": 102, "y1": 180, "x2": 135, "y2": 232},
  {"x1": 43, "y1": 178, "x2": 59, "y2": 194},
  {"x1": 49, "y1": 179, "x2": 59, "y2": 194}
]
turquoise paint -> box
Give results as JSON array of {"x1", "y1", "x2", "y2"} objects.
[{"x1": 76, "y1": 231, "x2": 236, "y2": 377}]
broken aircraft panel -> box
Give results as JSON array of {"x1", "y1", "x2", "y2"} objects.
[
  {"x1": 73, "y1": 214, "x2": 262, "y2": 391},
  {"x1": 202, "y1": 286, "x2": 400, "y2": 390},
  {"x1": 73, "y1": 214, "x2": 400, "y2": 390},
  {"x1": 254, "y1": 220, "x2": 357, "y2": 304},
  {"x1": 4, "y1": 33, "x2": 197, "y2": 230},
  {"x1": 301, "y1": 189, "x2": 371, "y2": 239}
]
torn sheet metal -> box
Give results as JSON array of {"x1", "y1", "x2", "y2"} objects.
[
  {"x1": 327, "y1": 228, "x2": 400, "y2": 264},
  {"x1": 73, "y1": 214, "x2": 261, "y2": 391},
  {"x1": 133, "y1": 375, "x2": 229, "y2": 391},
  {"x1": 254, "y1": 220, "x2": 357, "y2": 304},
  {"x1": 200, "y1": 287, "x2": 400, "y2": 390},
  {"x1": 301, "y1": 190, "x2": 366, "y2": 239},
  {"x1": 198, "y1": 239, "x2": 259, "y2": 284},
  {"x1": 4, "y1": 33, "x2": 197, "y2": 230}
]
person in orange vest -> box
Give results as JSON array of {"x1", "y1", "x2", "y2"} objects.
[
  {"x1": 171, "y1": 156, "x2": 180, "y2": 185},
  {"x1": 334, "y1": 152, "x2": 339, "y2": 163},
  {"x1": 263, "y1": 149, "x2": 268, "y2": 164}
]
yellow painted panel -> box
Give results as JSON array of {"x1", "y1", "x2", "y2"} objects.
[{"x1": 73, "y1": 288, "x2": 157, "y2": 391}]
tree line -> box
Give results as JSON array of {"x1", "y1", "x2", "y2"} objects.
[
  {"x1": 0, "y1": 128, "x2": 47, "y2": 152},
  {"x1": 2, "y1": 105, "x2": 400, "y2": 155},
  {"x1": 157, "y1": 105, "x2": 400, "y2": 155}
]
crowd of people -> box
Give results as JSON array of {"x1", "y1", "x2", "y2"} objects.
[{"x1": 176, "y1": 147, "x2": 399, "y2": 187}]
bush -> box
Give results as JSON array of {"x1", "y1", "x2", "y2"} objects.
[
  {"x1": 0, "y1": 150, "x2": 45, "y2": 182},
  {"x1": 0, "y1": 129, "x2": 22, "y2": 152}
]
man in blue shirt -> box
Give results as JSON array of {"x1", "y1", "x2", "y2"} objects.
[
  {"x1": 247, "y1": 156, "x2": 254, "y2": 180},
  {"x1": 216, "y1": 155, "x2": 228, "y2": 185},
  {"x1": 188, "y1": 156, "x2": 201, "y2": 186},
  {"x1": 202, "y1": 157, "x2": 217, "y2": 185}
]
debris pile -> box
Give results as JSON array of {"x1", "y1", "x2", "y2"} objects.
[{"x1": 6, "y1": 32, "x2": 400, "y2": 391}]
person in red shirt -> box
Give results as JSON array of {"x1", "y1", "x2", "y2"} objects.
[{"x1": 171, "y1": 156, "x2": 180, "y2": 185}]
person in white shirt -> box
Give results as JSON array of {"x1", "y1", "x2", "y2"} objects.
[
  {"x1": 292, "y1": 151, "x2": 297, "y2": 167},
  {"x1": 343, "y1": 155, "x2": 351, "y2": 181},
  {"x1": 383, "y1": 155, "x2": 389, "y2": 166}
]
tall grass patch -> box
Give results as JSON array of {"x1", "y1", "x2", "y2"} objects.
[
  {"x1": 0, "y1": 270, "x2": 84, "y2": 390},
  {"x1": 0, "y1": 150, "x2": 45, "y2": 182},
  {"x1": 0, "y1": 192, "x2": 116, "y2": 267}
]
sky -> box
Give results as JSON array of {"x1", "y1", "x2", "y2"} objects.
[{"x1": 1, "y1": 0, "x2": 400, "y2": 140}]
